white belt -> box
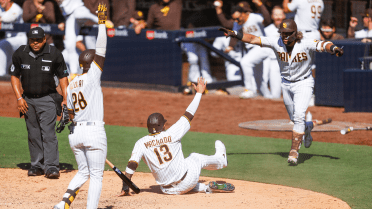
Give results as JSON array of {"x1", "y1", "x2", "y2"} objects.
[{"x1": 74, "y1": 121, "x2": 104, "y2": 126}]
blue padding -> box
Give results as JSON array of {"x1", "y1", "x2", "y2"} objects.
[
  {"x1": 343, "y1": 69, "x2": 372, "y2": 112},
  {"x1": 315, "y1": 40, "x2": 372, "y2": 107}
]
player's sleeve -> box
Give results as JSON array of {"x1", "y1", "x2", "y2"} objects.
[
  {"x1": 128, "y1": 141, "x2": 144, "y2": 165},
  {"x1": 87, "y1": 61, "x2": 103, "y2": 86},
  {"x1": 309, "y1": 39, "x2": 323, "y2": 52},
  {"x1": 9, "y1": 49, "x2": 22, "y2": 77},
  {"x1": 287, "y1": 0, "x2": 299, "y2": 13},
  {"x1": 53, "y1": 48, "x2": 68, "y2": 78},
  {"x1": 260, "y1": 36, "x2": 276, "y2": 49},
  {"x1": 355, "y1": 30, "x2": 364, "y2": 39},
  {"x1": 0, "y1": 7, "x2": 21, "y2": 22},
  {"x1": 66, "y1": 87, "x2": 73, "y2": 112},
  {"x1": 255, "y1": 14, "x2": 264, "y2": 25},
  {"x1": 167, "y1": 117, "x2": 191, "y2": 142}
]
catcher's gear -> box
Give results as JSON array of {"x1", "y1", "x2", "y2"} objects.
[
  {"x1": 147, "y1": 113, "x2": 167, "y2": 134},
  {"x1": 278, "y1": 19, "x2": 298, "y2": 44},
  {"x1": 56, "y1": 104, "x2": 69, "y2": 133},
  {"x1": 79, "y1": 49, "x2": 95, "y2": 71}
]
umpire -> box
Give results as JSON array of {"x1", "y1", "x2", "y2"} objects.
[{"x1": 10, "y1": 27, "x2": 68, "y2": 179}]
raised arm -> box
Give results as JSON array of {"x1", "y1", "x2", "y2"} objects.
[
  {"x1": 93, "y1": 3, "x2": 108, "y2": 70},
  {"x1": 214, "y1": 0, "x2": 234, "y2": 29},
  {"x1": 219, "y1": 28, "x2": 262, "y2": 46},
  {"x1": 183, "y1": 77, "x2": 207, "y2": 122},
  {"x1": 282, "y1": 0, "x2": 291, "y2": 13},
  {"x1": 347, "y1": 17, "x2": 358, "y2": 38},
  {"x1": 253, "y1": 0, "x2": 271, "y2": 27}
]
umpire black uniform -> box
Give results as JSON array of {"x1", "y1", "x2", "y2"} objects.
[{"x1": 10, "y1": 27, "x2": 68, "y2": 179}]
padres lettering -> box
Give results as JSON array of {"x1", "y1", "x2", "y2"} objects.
[
  {"x1": 277, "y1": 52, "x2": 308, "y2": 63},
  {"x1": 144, "y1": 136, "x2": 172, "y2": 148}
]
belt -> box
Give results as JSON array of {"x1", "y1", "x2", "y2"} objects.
[
  {"x1": 24, "y1": 93, "x2": 50, "y2": 98},
  {"x1": 162, "y1": 171, "x2": 188, "y2": 189},
  {"x1": 72, "y1": 121, "x2": 103, "y2": 126},
  {"x1": 282, "y1": 74, "x2": 311, "y2": 83}
]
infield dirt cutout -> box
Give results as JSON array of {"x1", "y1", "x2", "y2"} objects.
[{"x1": 1, "y1": 81, "x2": 368, "y2": 208}]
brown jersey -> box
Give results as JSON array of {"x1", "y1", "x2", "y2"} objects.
[
  {"x1": 111, "y1": 0, "x2": 136, "y2": 27},
  {"x1": 147, "y1": 0, "x2": 182, "y2": 30}
]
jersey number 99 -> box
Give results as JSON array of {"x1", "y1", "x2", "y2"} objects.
[
  {"x1": 72, "y1": 92, "x2": 88, "y2": 112},
  {"x1": 311, "y1": 5, "x2": 322, "y2": 19}
]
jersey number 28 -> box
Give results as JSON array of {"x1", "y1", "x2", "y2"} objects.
[
  {"x1": 154, "y1": 145, "x2": 173, "y2": 165},
  {"x1": 72, "y1": 91, "x2": 88, "y2": 112}
]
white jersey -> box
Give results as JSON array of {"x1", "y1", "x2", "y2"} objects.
[
  {"x1": 287, "y1": 0, "x2": 324, "y2": 32},
  {"x1": 355, "y1": 28, "x2": 372, "y2": 39},
  {"x1": 0, "y1": 2, "x2": 24, "y2": 38},
  {"x1": 242, "y1": 13, "x2": 265, "y2": 49},
  {"x1": 264, "y1": 23, "x2": 280, "y2": 38},
  {"x1": 67, "y1": 61, "x2": 104, "y2": 123},
  {"x1": 59, "y1": 0, "x2": 84, "y2": 16},
  {"x1": 128, "y1": 116, "x2": 190, "y2": 186},
  {"x1": 260, "y1": 36, "x2": 322, "y2": 81}
]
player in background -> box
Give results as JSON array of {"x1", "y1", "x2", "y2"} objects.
[
  {"x1": 262, "y1": 6, "x2": 286, "y2": 99},
  {"x1": 347, "y1": 9, "x2": 372, "y2": 41},
  {"x1": 228, "y1": 1, "x2": 272, "y2": 99},
  {"x1": 55, "y1": 0, "x2": 113, "y2": 75},
  {"x1": 283, "y1": 0, "x2": 324, "y2": 40},
  {"x1": 0, "y1": 0, "x2": 27, "y2": 76},
  {"x1": 54, "y1": 4, "x2": 108, "y2": 209},
  {"x1": 118, "y1": 77, "x2": 234, "y2": 196},
  {"x1": 219, "y1": 19, "x2": 344, "y2": 165}
]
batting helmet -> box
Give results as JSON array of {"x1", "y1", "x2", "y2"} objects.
[
  {"x1": 79, "y1": 49, "x2": 95, "y2": 72},
  {"x1": 278, "y1": 19, "x2": 298, "y2": 44},
  {"x1": 147, "y1": 113, "x2": 167, "y2": 134}
]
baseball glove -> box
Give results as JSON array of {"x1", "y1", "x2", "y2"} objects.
[{"x1": 56, "y1": 104, "x2": 70, "y2": 133}]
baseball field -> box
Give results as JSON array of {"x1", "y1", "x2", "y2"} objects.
[{"x1": 1, "y1": 81, "x2": 371, "y2": 209}]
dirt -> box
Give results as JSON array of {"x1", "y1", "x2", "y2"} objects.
[{"x1": 1, "y1": 81, "x2": 368, "y2": 208}]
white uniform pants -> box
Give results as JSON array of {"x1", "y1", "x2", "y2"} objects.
[
  {"x1": 66, "y1": 124, "x2": 107, "y2": 209},
  {"x1": 281, "y1": 76, "x2": 314, "y2": 133},
  {"x1": 65, "y1": 6, "x2": 98, "y2": 74},
  {"x1": 240, "y1": 46, "x2": 271, "y2": 97},
  {"x1": 262, "y1": 54, "x2": 282, "y2": 99},
  {"x1": 160, "y1": 152, "x2": 225, "y2": 195},
  {"x1": 184, "y1": 43, "x2": 213, "y2": 83},
  {"x1": 0, "y1": 33, "x2": 27, "y2": 76}
]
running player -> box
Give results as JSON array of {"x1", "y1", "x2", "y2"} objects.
[
  {"x1": 118, "y1": 77, "x2": 234, "y2": 196},
  {"x1": 283, "y1": 0, "x2": 324, "y2": 40},
  {"x1": 219, "y1": 19, "x2": 344, "y2": 165},
  {"x1": 54, "y1": 4, "x2": 108, "y2": 209}
]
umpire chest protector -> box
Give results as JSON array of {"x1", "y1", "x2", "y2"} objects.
[{"x1": 11, "y1": 44, "x2": 68, "y2": 96}]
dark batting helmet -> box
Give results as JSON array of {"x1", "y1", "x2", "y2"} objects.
[
  {"x1": 278, "y1": 19, "x2": 298, "y2": 44},
  {"x1": 147, "y1": 113, "x2": 167, "y2": 134},
  {"x1": 79, "y1": 49, "x2": 95, "y2": 72}
]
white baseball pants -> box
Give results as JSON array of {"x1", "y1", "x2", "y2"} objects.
[
  {"x1": 282, "y1": 76, "x2": 314, "y2": 133},
  {"x1": 0, "y1": 33, "x2": 27, "y2": 76},
  {"x1": 160, "y1": 152, "x2": 226, "y2": 195},
  {"x1": 262, "y1": 55, "x2": 282, "y2": 99},
  {"x1": 64, "y1": 6, "x2": 98, "y2": 74},
  {"x1": 65, "y1": 123, "x2": 107, "y2": 209}
]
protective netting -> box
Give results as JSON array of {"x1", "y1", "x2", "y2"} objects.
[{"x1": 238, "y1": 119, "x2": 372, "y2": 132}]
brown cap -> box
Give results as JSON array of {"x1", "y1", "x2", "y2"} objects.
[
  {"x1": 132, "y1": 10, "x2": 144, "y2": 20},
  {"x1": 278, "y1": 19, "x2": 297, "y2": 33},
  {"x1": 361, "y1": 8, "x2": 372, "y2": 18}
]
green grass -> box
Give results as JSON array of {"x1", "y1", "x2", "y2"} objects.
[{"x1": 1, "y1": 117, "x2": 371, "y2": 209}]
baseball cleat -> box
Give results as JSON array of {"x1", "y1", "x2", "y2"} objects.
[
  {"x1": 239, "y1": 90, "x2": 256, "y2": 99},
  {"x1": 53, "y1": 201, "x2": 66, "y2": 209},
  {"x1": 288, "y1": 150, "x2": 299, "y2": 165},
  {"x1": 215, "y1": 140, "x2": 227, "y2": 167},
  {"x1": 304, "y1": 121, "x2": 314, "y2": 148},
  {"x1": 208, "y1": 181, "x2": 235, "y2": 192}
]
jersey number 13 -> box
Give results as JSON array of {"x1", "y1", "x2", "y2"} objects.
[{"x1": 154, "y1": 145, "x2": 173, "y2": 165}]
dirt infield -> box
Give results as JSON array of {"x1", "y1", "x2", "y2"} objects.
[{"x1": 1, "y1": 81, "x2": 369, "y2": 208}]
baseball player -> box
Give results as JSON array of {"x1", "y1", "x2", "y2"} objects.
[
  {"x1": 118, "y1": 77, "x2": 234, "y2": 196},
  {"x1": 262, "y1": 6, "x2": 286, "y2": 99},
  {"x1": 54, "y1": 4, "x2": 108, "y2": 209},
  {"x1": 219, "y1": 19, "x2": 344, "y2": 165},
  {"x1": 56, "y1": 0, "x2": 113, "y2": 75},
  {"x1": 228, "y1": 1, "x2": 272, "y2": 99},
  {"x1": 283, "y1": 0, "x2": 324, "y2": 40},
  {"x1": 0, "y1": 0, "x2": 27, "y2": 76}
]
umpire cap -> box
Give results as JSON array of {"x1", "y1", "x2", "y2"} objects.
[
  {"x1": 278, "y1": 19, "x2": 297, "y2": 33},
  {"x1": 147, "y1": 113, "x2": 167, "y2": 134},
  {"x1": 28, "y1": 27, "x2": 45, "y2": 39}
]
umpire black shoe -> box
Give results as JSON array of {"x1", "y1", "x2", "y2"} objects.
[
  {"x1": 28, "y1": 167, "x2": 44, "y2": 176},
  {"x1": 45, "y1": 168, "x2": 60, "y2": 179}
]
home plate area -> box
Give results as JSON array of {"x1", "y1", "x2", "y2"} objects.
[{"x1": 239, "y1": 119, "x2": 372, "y2": 132}]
